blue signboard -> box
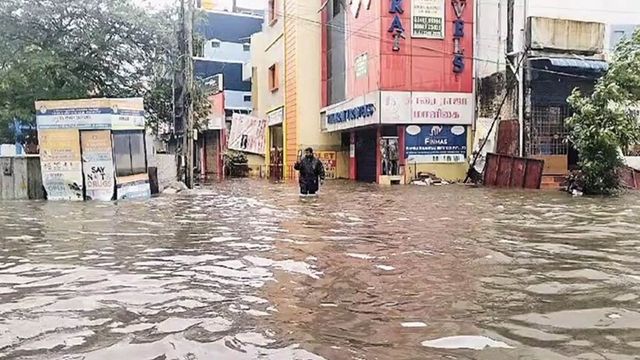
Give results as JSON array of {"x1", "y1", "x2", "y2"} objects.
[{"x1": 405, "y1": 125, "x2": 467, "y2": 163}]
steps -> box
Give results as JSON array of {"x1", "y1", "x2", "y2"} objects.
[{"x1": 541, "y1": 175, "x2": 566, "y2": 190}]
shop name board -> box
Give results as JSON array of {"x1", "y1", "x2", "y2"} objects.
[
  {"x1": 410, "y1": 92, "x2": 473, "y2": 125},
  {"x1": 388, "y1": 0, "x2": 405, "y2": 51},
  {"x1": 327, "y1": 103, "x2": 376, "y2": 124},
  {"x1": 452, "y1": 0, "x2": 467, "y2": 73}
]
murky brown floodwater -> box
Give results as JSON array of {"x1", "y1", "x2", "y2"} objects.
[{"x1": 1, "y1": 180, "x2": 640, "y2": 360}]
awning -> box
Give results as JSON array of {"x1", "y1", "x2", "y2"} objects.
[{"x1": 549, "y1": 57, "x2": 609, "y2": 71}]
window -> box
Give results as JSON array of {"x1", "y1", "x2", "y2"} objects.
[
  {"x1": 243, "y1": 43, "x2": 250, "y2": 52},
  {"x1": 113, "y1": 131, "x2": 147, "y2": 177},
  {"x1": 243, "y1": 95, "x2": 252, "y2": 102},
  {"x1": 211, "y1": 39, "x2": 220, "y2": 48},
  {"x1": 268, "y1": 64, "x2": 279, "y2": 92},
  {"x1": 269, "y1": 0, "x2": 277, "y2": 25}
]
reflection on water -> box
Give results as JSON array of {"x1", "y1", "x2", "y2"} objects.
[{"x1": 1, "y1": 180, "x2": 640, "y2": 359}]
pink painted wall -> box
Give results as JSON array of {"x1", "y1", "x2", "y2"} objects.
[{"x1": 379, "y1": 0, "x2": 474, "y2": 92}]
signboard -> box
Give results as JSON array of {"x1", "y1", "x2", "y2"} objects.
[
  {"x1": 38, "y1": 129, "x2": 84, "y2": 201},
  {"x1": 323, "y1": 91, "x2": 380, "y2": 132},
  {"x1": 410, "y1": 92, "x2": 474, "y2": 125},
  {"x1": 35, "y1": 98, "x2": 144, "y2": 130},
  {"x1": 81, "y1": 130, "x2": 115, "y2": 201},
  {"x1": 197, "y1": 0, "x2": 216, "y2": 11},
  {"x1": 411, "y1": 0, "x2": 445, "y2": 39},
  {"x1": 109, "y1": 98, "x2": 145, "y2": 130},
  {"x1": 355, "y1": 53, "x2": 368, "y2": 78},
  {"x1": 267, "y1": 107, "x2": 284, "y2": 127},
  {"x1": 316, "y1": 151, "x2": 337, "y2": 179},
  {"x1": 405, "y1": 125, "x2": 468, "y2": 163},
  {"x1": 206, "y1": 74, "x2": 224, "y2": 94},
  {"x1": 380, "y1": 91, "x2": 412, "y2": 124},
  {"x1": 228, "y1": 113, "x2": 267, "y2": 155}
]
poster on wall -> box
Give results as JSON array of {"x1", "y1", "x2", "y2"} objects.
[
  {"x1": 81, "y1": 130, "x2": 115, "y2": 201},
  {"x1": 411, "y1": 0, "x2": 445, "y2": 39},
  {"x1": 316, "y1": 151, "x2": 337, "y2": 179},
  {"x1": 228, "y1": 113, "x2": 267, "y2": 155},
  {"x1": 38, "y1": 129, "x2": 84, "y2": 201},
  {"x1": 405, "y1": 125, "x2": 467, "y2": 163}
]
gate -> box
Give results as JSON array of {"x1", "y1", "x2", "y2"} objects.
[{"x1": 483, "y1": 153, "x2": 544, "y2": 189}]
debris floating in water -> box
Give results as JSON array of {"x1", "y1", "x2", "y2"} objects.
[{"x1": 421, "y1": 336, "x2": 513, "y2": 350}]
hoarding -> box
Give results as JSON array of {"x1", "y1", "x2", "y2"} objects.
[
  {"x1": 228, "y1": 113, "x2": 267, "y2": 155},
  {"x1": 411, "y1": 0, "x2": 445, "y2": 39},
  {"x1": 38, "y1": 129, "x2": 84, "y2": 201},
  {"x1": 405, "y1": 125, "x2": 468, "y2": 163},
  {"x1": 81, "y1": 130, "x2": 115, "y2": 201}
]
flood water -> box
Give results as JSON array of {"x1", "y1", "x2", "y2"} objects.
[{"x1": 1, "y1": 180, "x2": 640, "y2": 359}]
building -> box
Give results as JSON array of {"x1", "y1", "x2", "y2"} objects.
[
  {"x1": 251, "y1": 0, "x2": 344, "y2": 180},
  {"x1": 476, "y1": 0, "x2": 640, "y2": 179},
  {"x1": 321, "y1": 0, "x2": 475, "y2": 183},
  {"x1": 194, "y1": 10, "x2": 264, "y2": 177}
]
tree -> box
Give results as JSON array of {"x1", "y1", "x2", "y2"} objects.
[
  {"x1": 566, "y1": 29, "x2": 640, "y2": 195},
  {"x1": 0, "y1": 0, "x2": 210, "y2": 143}
]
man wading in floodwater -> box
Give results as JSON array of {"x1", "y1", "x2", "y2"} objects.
[{"x1": 294, "y1": 147, "x2": 325, "y2": 196}]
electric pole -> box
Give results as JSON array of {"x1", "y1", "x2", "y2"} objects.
[{"x1": 181, "y1": 0, "x2": 195, "y2": 188}]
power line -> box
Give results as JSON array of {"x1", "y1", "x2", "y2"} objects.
[{"x1": 273, "y1": 8, "x2": 611, "y2": 81}]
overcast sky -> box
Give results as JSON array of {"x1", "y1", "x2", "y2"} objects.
[{"x1": 135, "y1": 0, "x2": 265, "y2": 10}]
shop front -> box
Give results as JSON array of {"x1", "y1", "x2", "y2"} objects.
[
  {"x1": 322, "y1": 90, "x2": 474, "y2": 184},
  {"x1": 266, "y1": 107, "x2": 284, "y2": 180}
]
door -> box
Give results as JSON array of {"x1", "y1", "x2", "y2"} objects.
[{"x1": 356, "y1": 129, "x2": 377, "y2": 182}]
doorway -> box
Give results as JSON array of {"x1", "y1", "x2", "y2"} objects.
[{"x1": 355, "y1": 128, "x2": 377, "y2": 182}]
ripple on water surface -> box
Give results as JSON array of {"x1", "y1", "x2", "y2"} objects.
[{"x1": 0, "y1": 181, "x2": 639, "y2": 359}]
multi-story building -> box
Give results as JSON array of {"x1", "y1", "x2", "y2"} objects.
[
  {"x1": 476, "y1": 0, "x2": 639, "y2": 179},
  {"x1": 252, "y1": 0, "x2": 476, "y2": 183},
  {"x1": 194, "y1": 9, "x2": 263, "y2": 177},
  {"x1": 251, "y1": 0, "x2": 344, "y2": 180},
  {"x1": 321, "y1": 0, "x2": 475, "y2": 183}
]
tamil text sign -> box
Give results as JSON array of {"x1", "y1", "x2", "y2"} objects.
[{"x1": 411, "y1": 92, "x2": 474, "y2": 125}]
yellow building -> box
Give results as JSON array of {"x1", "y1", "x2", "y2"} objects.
[{"x1": 250, "y1": 0, "x2": 345, "y2": 180}]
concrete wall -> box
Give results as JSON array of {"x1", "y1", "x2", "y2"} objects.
[
  {"x1": 156, "y1": 154, "x2": 177, "y2": 191},
  {"x1": 0, "y1": 156, "x2": 44, "y2": 200},
  {"x1": 203, "y1": 41, "x2": 252, "y2": 63}
]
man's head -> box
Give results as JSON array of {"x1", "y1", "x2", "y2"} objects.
[{"x1": 304, "y1": 147, "x2": 313, "y2": 158}]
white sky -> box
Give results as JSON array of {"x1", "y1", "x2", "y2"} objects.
[{"x1": 135, "y1": 0, "x2": 265, "y2": 10}]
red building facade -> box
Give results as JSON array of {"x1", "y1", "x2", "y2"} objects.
[{"x1": 321, "y1": 0, "x2": 475, "y2": 183}]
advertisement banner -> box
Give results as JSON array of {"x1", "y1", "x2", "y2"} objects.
[
  {"x1": 228, "y1": 113, "x2": 267, "y2": 155},
  {"x1": 81, "y1": 130, "x2": 115, "y2": 201},
  {"x1": 411, "y1": 92, "x2": 474, "y2": 125},
  {"x1": 38, "y1": 129, "x2": 84, "y2": 201},
  {"x1": 316, "y1": 151, "x2": 337, "y2": 179},
  {"x1": 411, "y1": 0, "x2": 445, "y2": 39},
  {"x1": 405, "y1": 125, "x2": 468, "y2": 163}
]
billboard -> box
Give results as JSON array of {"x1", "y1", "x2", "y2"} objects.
[
  {"x1": 405, "y1": 125, "x2": 468, "y2": 163},
  {"x1": 228, "y1": 113, "x2": 267, "y2": 155}
]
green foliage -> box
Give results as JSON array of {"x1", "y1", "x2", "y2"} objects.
[
  {"x1": 567, "y1": 29, "x2": 640, "y2": 195},
  {"x1": 0, "y1": 0, "x2": 210, "y2": 142}
]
